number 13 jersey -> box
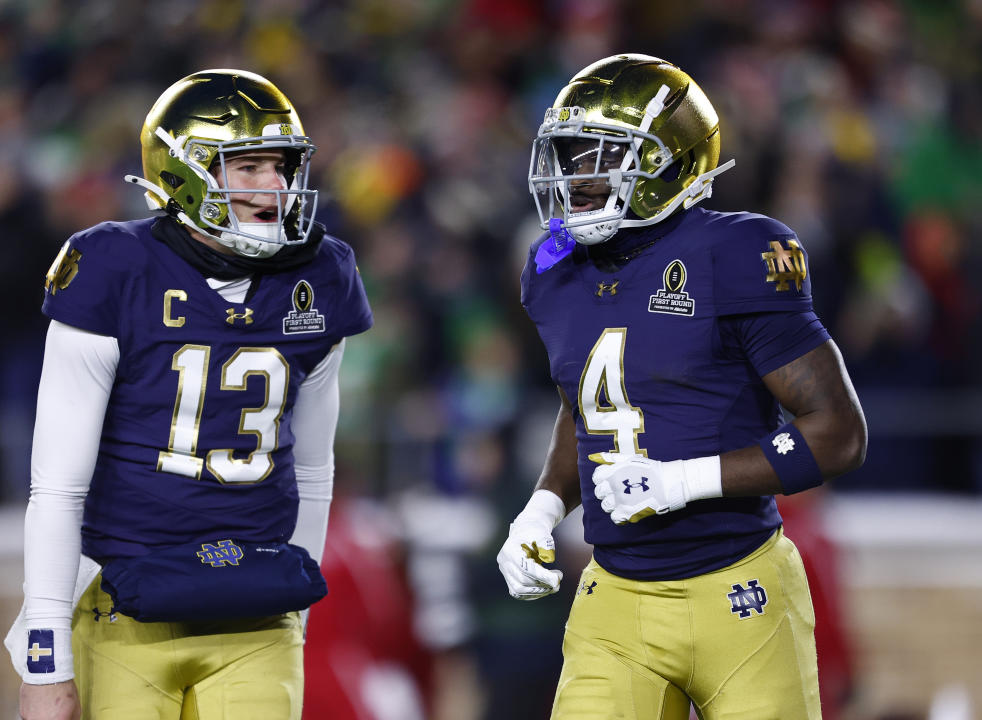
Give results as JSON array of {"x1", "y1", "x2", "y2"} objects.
[{"x1": 42, "y1": 217, "x2": 373, "y2": 561}]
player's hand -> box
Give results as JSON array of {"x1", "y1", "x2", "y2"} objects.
[
  {"x1": 592, "y1": 453, "x2": 687, "y2": 524},
  {"x1": 496, "y1": 490, "x2": 566, "y2": 600},
  {"x1": 19, "y1": 680, "x2": 81, "y2": 720},
  {"x1": 591, "y1": 452, "x2": 722, "y2": 524}
]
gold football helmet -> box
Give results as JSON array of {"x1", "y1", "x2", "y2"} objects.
[
  {"x1": 529, "y1": 54, "x2": 734, "y2": 244},
  {"x1": 125, "y1": 69, "x2": 317, "y2": 258}
]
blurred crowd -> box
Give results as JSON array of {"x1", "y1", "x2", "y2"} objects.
[{"x1": 0, "y1": 0, "x2": 980, "y2": 718}]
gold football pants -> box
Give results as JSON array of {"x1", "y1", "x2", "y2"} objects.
[
  {"x1": 552, "y1": 528, "x2": 821, "y2": 720},
  {"x1": 71, "y1": 574, "x2": 304, "y2": 720}
]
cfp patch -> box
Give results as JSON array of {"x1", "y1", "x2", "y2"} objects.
[
  {"x1": 282, "y1": 280, "x2": 325, "y2": 334},
  {"x1": 648, "y1": 259, "x2": 695, "y2": 316},
  {"x1": 197, "y1": 539, "x2": 244, "y2": 567},
  {"x1": 727, "y1": 579, "x2": 768, "y2": 618},
  {"x1": 761, "y1": 239, "x2": 807, "y2": 291},
  {"x1": 26, "y1": 629, "x2": 55, "y2": 674}
]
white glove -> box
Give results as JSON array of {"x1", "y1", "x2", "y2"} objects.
[
  {"x1": 496, "y1": 490, "x2": 566, "y2": 600},
  {"x1": 591, "y1": 453, "x2": 722, "y2": 524}
]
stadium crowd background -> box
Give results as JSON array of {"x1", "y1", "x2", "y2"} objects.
[{"x1": 0, "y1": 0, "x2": 980, "y2": 718}]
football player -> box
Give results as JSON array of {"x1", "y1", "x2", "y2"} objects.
[
  {"x1": 497, "y1": 54, "x2": 866, "y2": 718},
  {"x1": 5, "y1": 69, "x2": 372, "y2": 720}
]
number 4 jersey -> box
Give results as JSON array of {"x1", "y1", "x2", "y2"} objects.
[
  {"x1": 521, "y1": 207, "x2": 830, "y2": 581},
  {"x1": 42, "y1": 217, "x2": 372, "y2": 561}
]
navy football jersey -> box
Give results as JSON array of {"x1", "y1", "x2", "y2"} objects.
[
  {"x1": 42, "y1": 218, "x2": 372, "y2": 561},
  {"x1": 521, "y1": 207, "x2": 829, "y2": 580}
]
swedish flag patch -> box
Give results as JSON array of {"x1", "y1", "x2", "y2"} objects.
[{"x1": 26, "y1": 629, "x2": 55, "y2": 674}]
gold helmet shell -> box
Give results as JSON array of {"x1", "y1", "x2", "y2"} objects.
[
  {"x1": 135, "y1": 69, "x2": 318, "y2": 255},
  {"x1": 528, "y1": 54, "x2": 733, "y2": 244},
  {"x1": 556, "y1": 54, "x2": 720, "y2": 219}
]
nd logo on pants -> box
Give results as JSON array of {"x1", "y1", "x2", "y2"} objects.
[{"x1": 552, "y1": 528, "x2": 820, "y2": 720}]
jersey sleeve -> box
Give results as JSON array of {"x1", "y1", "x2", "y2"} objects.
[
  {"x1": 719, "y1": 310, "x2": 831, "y2": 377},
  {"x1": 41, "y1": 223, "x2": 140, "y2": 337},
  {"x1": 712, "y1": 214, "x2": 815, "y2": 316},
  {"x1": 16, "y1": 321, "x2": 118, "y2": 683},
  {"x1": 324, "y1": 239, "x2": 373, "y2": 340}
]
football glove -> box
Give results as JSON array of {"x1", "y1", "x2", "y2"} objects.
[
  {"x1": 591, "y1": 453, "x2": 722, "y2": 524},
  {"x1": 496, "y1": 490, "x2": 566, "y2": 600}
]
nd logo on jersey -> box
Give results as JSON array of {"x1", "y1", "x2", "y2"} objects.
[
  {"x1": 197, "y1": 539, "x2": 244, "y2": 567},
  {"x1": 761, "y1": 239, "x2": 806, "y2": 291},
  {"x1": 45, "y1": 242, "x2": 82, "y2": 295}
]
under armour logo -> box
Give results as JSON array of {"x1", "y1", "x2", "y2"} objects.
[
  {"x1": 92, "y1": 607, "x2": 117, "y2": 623},
  {"x1": 596, "y1": 281, "x2": 620, "y2": 297},
  {"x1": 727, "y1": 579, "x2": 768, "y2": 618},
  {"x1": 578, "y1": 580, "x2": 598, "y2": 596},
  {"x1": 622, "y1": 478, "x2": 649, "y2": 495},
  {"x1": 226, "y1": 307, "x2": 254, "y2": 325},
  {"x1": 772, "y1": 432, "x2": 795, "y2": 455},
  {"x1": 197, "y1": 539, "x2": 244, "y2": 567}
]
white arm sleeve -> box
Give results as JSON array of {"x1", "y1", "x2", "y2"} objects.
[
  {"x1": 12, "y1": 320, "x2": 118, "y2": 683},
  {"x1": 289, "y1": 339, "x2": 344, "y2": 566}
]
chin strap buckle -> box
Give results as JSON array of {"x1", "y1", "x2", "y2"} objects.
[{"x1": 681, "y1": 158, "x2": 736, "y2": 209}]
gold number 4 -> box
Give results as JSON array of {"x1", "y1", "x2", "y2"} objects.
[{"x1": 578, "y1": 328, "x2": 646, "y2": 459}]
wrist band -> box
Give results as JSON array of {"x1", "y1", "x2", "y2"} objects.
[
  {"x1": 520, "y1": 489, "x2": 567, "y2": 529},
  {"x1": 679, "y1": 455, "x2": 722, "y2": 502},
  {"x1": 759, "y1": 422, "x2": 823, "y2": 495},
  {"x1": 24, "y1": 627, "x2": 73, "y2": 682}
]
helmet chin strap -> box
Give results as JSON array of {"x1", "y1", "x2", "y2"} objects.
[
  {"x1": 133, "y1": 127, "x2": 297, "y2": 259},
  {"x1": 567, "y1": 218, "x2": 621, "y2": 245},
  {"x1": 562, "y1": 158, "x2": 736, "y2": 244},
  {"x1": 219, "y1": 223, "x2": 284, "y2": 258},
  {"x1": 124, "y1": 174, "x2": 284, "y2": 258},
  {"x1": 620, "y1": 158, "x2": 736, "y2": 229}
]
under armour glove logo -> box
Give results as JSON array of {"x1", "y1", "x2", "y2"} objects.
[
  {"x1": 622, "y1": 478, "x2": 649, "y2": 494},
  {"x1": 593, "y1": 453, "x2": 689, "y2": 524}
]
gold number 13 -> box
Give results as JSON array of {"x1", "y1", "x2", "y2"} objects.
[{"x1": 157, "y1": 344, "x2": 289, "y2": 484}]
